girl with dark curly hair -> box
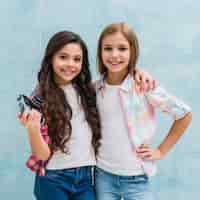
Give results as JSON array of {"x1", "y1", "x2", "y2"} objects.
[{"x1": 18, "y1": 31, "x2": 102, "y2": 200}]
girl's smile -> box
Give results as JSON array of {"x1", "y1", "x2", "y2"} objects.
[
  {"x1": 61, "y1": 67, "x2": 77, "y2": 76},
  {"x1": 106, "y1": 60, "x2": 124, "y2": 68}
]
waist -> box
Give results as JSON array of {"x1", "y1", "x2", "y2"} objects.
[
  {"x1": 95, "y1": 166, "x2": 147, "y2": 180},
  {"x1": 46, "y1": 165, "x2": 93, "y2": 174}
]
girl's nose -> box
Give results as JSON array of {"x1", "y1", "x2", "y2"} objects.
[
  {"x1": 111, "y1": 49, "x2": 119, "y2": 57},
  {"x1": 67, "y1": 59, "x2": 75, "y2": 67}
]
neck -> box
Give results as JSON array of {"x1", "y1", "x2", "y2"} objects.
[{"x1": 106, "y1": 70, "x2": 128, "y2": 85}]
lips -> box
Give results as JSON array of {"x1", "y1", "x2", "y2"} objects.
[
  {"x1": 108, "y1": 60, "x2": 123, "y2": 64},
  {"x1": 108, "y1": 61, "x2": 123, "y2": 68},
  {"x1": 61, "y1": 68, "x2": 76, "y2": 76}
]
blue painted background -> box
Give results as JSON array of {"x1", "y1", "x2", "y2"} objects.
[{"x1": 0, "y1": 0, "x2": 199, "y2": 199}]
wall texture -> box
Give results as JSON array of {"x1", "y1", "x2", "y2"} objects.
[{"x1": 0, "y1": 0, "x2": 199, "y2": 199}]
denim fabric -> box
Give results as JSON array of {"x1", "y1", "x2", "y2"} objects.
[
  {"x1": 34, "y1": 166, "x2": 95, "y2": 200},
  {"x1": 95, "y1": 167, "x2": 155, "y2": 200}
]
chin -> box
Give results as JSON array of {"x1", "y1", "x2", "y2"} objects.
[{"x1": 109, "y1": 68, "x2": 126, "y2": 73}]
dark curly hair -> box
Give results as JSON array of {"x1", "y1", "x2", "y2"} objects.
[{"x1": 37, "y1": 31, "x2": 101, "y2": 155}]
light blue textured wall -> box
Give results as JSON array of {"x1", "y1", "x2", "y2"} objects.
[{"x1": 0, "y1": 0, "x2": 199, "y2": 199}]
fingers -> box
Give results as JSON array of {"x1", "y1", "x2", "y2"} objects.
[
  {"x1": 135, "y1": 69, "x2": 147, "y2": 84},
  {"x1": 136, "y1": 144, "x2": 153, "y2": 160},
  {"x1": 28, "y1": 109, "x2": 41, "y2": 122},
  {"x1": 141, "y1": 72, "x2": 153, "y2": 91},
  {"x1": 134, "y1": 83, "x2": 140, "y2": 93},
  {"x1": 136, "y1": 145, "x2": 163, "y2": 161},
  {"x1": 141, "y1": 72, "x2": 150, "y2": 84},
  {"x1": 135, "y1": 69, "x2": 158, "y2": 92},
  {"x1": 135, "y1": 70, "x2": 149, "y2": 92},
  {"x1": 135, "y1": 70, "x2": 142, "y2": 83},
  {"x1": 138, "y1": 152, "x2": 152, "y2": 160},
  {"x1": 17, "y1": 112, "x2": 22, "y2": 119},
  {"x1": 136, "y1": 146, "x2": 149, "y2": 153},
  {"x1": 17, "y1": 110, "x2": 29, "y2": 126},
  {"x1": 17, "y1": 109, "x2": 41, "y2": 126},
  {"x1": 148, "y1": 79, "x2": 158, "y2": 90}
]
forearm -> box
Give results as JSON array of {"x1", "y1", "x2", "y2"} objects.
[
  {"x1": 158, "y1": 112, "x2": 192, "y2": 156},
  {"x1": 27, "y1": 128, "x2": 51, "y2": 160}
]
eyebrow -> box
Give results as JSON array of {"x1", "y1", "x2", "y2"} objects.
[
  {"x1": 103, "y1": 43, "x2": 129, "y2": 47},
  {"x1": 58, "y1": 52, "x2": 82, "y2": 57}
]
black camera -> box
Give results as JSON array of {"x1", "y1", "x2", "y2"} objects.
[{"x1": 17, "y1": 94, "x2": 43, "y2": 115}]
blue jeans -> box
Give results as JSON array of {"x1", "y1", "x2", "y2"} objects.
[
  {"x1": 95, "y1": 167, "x2": 155, "y2": 200},
  {"x1": 34, "y1": 166, "x2": 95, "y2": 200}
]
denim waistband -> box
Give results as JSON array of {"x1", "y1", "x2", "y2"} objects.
[{"x1": 46, "y1": 165, "x2": 93, "y2": 174}]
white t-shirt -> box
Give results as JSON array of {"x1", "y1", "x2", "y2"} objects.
[
  {"x1": 97, "y1": 82, "x2": 144, "y2": 176},
  {"x1": 46, "y1": 84, "x2": 96, "y2": 169}
]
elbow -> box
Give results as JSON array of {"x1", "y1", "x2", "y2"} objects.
[
  {"x1": 185, "y1": 112, "x2": 192, "y2": 130},
  {"x1": 186, "y1": 112, "x2": 192, "y2": 124},
  {"x1": 177, "y1": 111, "x2": 192, "y2": 122}
]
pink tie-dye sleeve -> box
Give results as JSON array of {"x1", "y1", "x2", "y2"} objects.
[{"x1": 145, "y1": 85, "x2": 191, "y2": 120}]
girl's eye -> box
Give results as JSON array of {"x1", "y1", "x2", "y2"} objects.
[
  {"x1": 74, "y1": 57, "x2": 81, "y2": 62},
  {"x1": 118, "y1": 47, "x2": 128, "y2": 51},
  {"x1": 103, "y1": 47, "x2": 112, "y2": 51},
  {"x1": 59, "y1": 55, "x2": 67, "y2": 59}
]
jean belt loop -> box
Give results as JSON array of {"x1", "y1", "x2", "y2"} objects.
[{"x1": 91, "y1": 166, "x2": 94, "y2": 186}]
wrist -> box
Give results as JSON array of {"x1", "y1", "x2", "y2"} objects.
[
  {"x1": 157, "y1": 147, "x2": 166, "y2": 159},
  {"x1": 27, "y1": 126, "x2": 40, "y2": 135}
]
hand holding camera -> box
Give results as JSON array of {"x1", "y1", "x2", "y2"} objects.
[{"x1": 17, "y1": 95, "x2": 43, "y2": 132}]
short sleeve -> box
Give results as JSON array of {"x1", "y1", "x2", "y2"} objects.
[{"x1": 145, "y1": 85, "x2": 191, "y2": 120}]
